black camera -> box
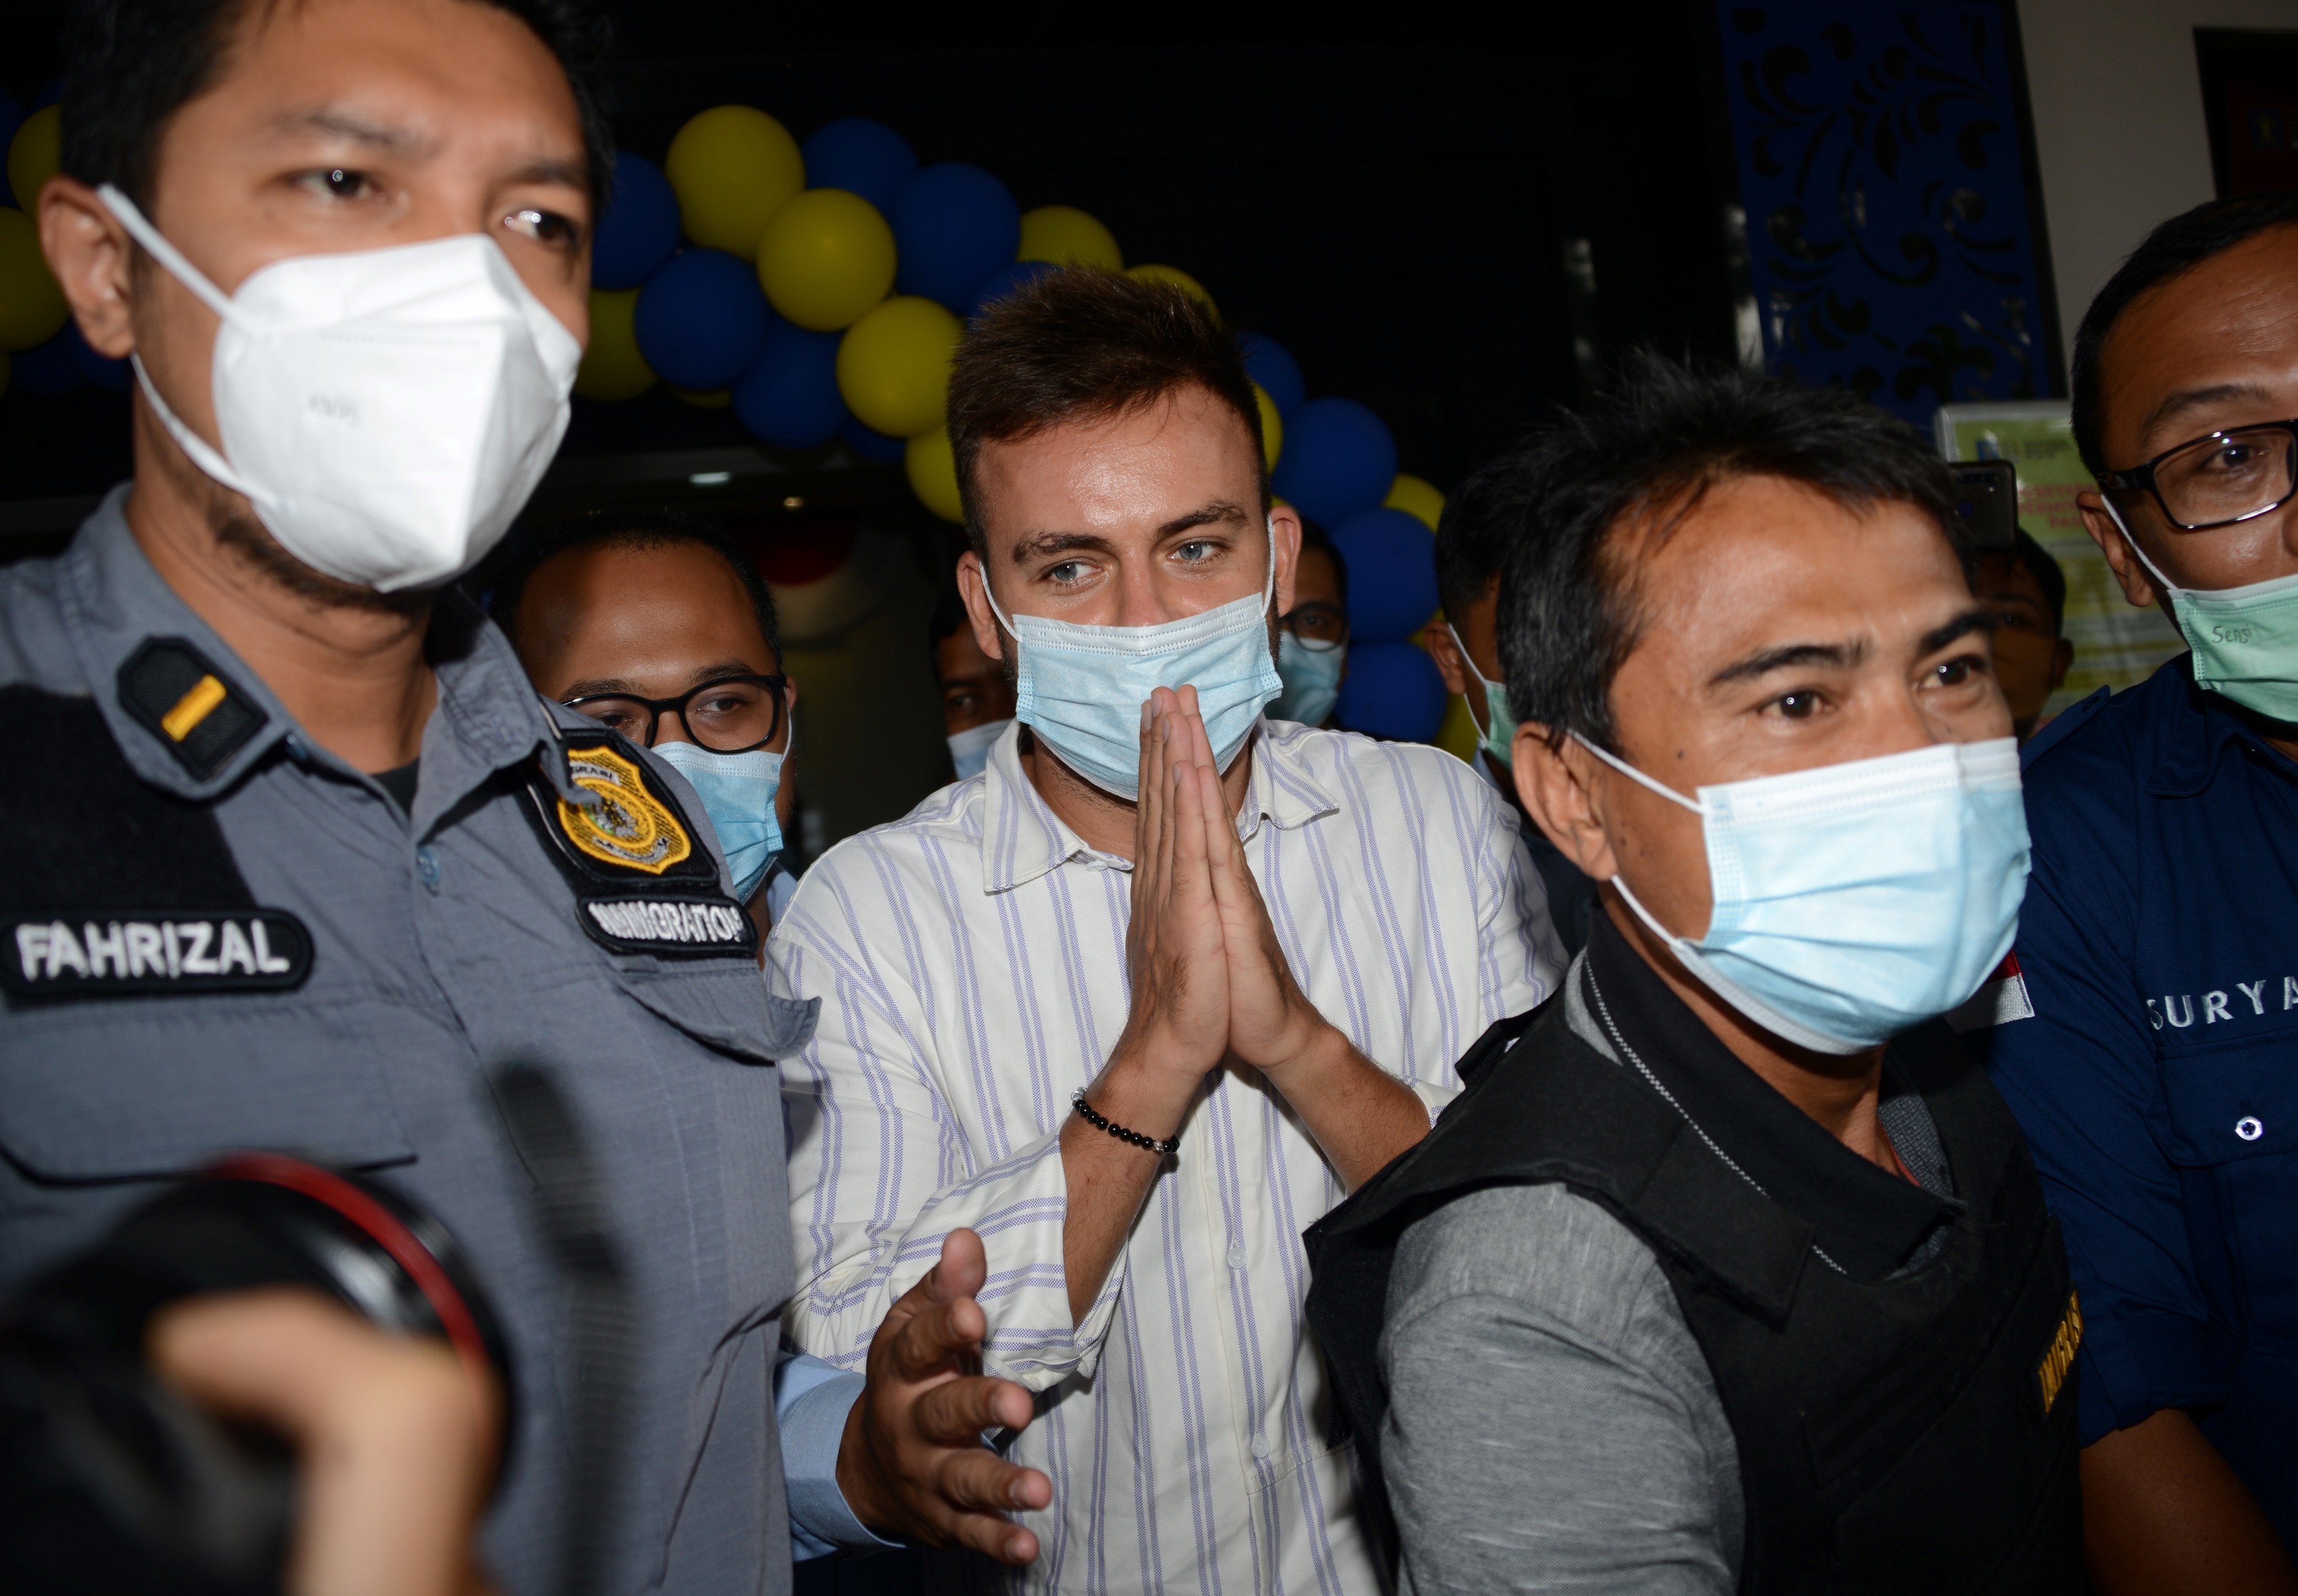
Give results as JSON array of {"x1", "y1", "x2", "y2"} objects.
[{"x1": 0, "y1": 1155, "x2": 510, "y2": 1596}]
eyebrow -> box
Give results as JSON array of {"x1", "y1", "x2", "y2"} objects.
[
  {"x1": 1707, "y1": 638, "x2": 1866, "y2": 687},
  {"x1": 1158, "y1": 500, "x2": 1253, "y2": 538},
  {"x1": 264, "y1": 108, "x2": 431, "y2": 153},
  {"x1": 506, "y1": 158, "x2": 591, "y2": 194},
  {"x1": 560, "y1": 662, "x2": 765, "y2": 700},
  {"x1": 2139, "y1": 381, "x2": 2282, "y2": 448},
  {"x1": 1009, "y1": 531, "x2": 1119, "y2": 565},
  {"x1": 1919, "y1": 608, "x2": 1998, "y2": 654}
]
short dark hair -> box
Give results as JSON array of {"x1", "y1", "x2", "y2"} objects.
[
  {"x1": 1295, "y1": 516, "x2": 1348, "y2": 602},
  {"x1": 1435, "y1": 446, "x2": 1536, "y2": 618},
  {"x1": 488, "y1": 507, "x2": 782, "y2": 668},
  {"x1": 2070, "y1": 191, "x2": 2298, "y2": 478},
  {"x1": 1496, "y1": 352, "x2": 1962, "y2": 753},
  {"x1": 947, "y1": 268, "x2": 1267, "y2": 555},
  {"x1": 60, "y1": 0, "x2": 615, "y2": 213}
]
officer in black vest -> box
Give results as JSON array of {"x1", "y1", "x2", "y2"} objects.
[{"x1": 1306, "y1": 355, "x2": 2082, "y2": 1594}]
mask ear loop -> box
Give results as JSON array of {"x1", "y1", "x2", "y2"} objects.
[
  {"x1": 1571, "y1": 731, "x2": 1706, "y2": 815},
  {"x1": 95, "y1": 184, "x2": 260, "y2": 501},
  {"x1": 2100, "y1": 494, "x2": 2187, "y2": 611}
]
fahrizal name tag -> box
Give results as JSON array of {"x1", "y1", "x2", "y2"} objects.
[{"x1": 2, "y1": 910, "x2": 312, "y2": 1000}]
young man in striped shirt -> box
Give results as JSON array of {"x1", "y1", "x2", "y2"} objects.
[{"x1": 769, "y1": 268, "x2": 1564, "y2": 1593}]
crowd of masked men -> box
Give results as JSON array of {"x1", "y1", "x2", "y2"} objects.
[{"x1": 6, "y1": 1, "x2": 2298, "y2": 1591}]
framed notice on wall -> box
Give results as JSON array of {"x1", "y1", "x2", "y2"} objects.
[{"x1": 1935, "y1": 400, "x2": 2187, "y2": 715}]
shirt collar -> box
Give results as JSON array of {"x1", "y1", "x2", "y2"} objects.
[
  {"x1": 1580, "y1": 909, "x2": 1959, "y2": 1281},
  {"x1": 977, "y1": 718, "x2": 1340, "y2": 893},
  {"x1": 59, "y1": 485, "x2": 563, "y2": 815},
  {"x1": 2146, "y1": 652, "x2": 2298, "y2": 797}
]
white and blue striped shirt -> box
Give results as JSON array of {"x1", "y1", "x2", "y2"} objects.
[{"x1": 770, "y1": 718, "x2": 1564, "y2": 1594}]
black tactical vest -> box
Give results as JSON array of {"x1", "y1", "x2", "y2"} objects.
[{"x1": 1304, "y1": 1001, "x2": 2083, "y2": 1594}]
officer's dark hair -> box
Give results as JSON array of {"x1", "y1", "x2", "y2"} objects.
[
  {"x1": 489, "y1": 508, "x2": 782, "y2": 668},
  {"x1": 1436, "y1": 448, "x2": 1534, "y2": 619},
  {"x1": 948, "y1": 268, "x2": 1268, "y2": 557},
  {"x1": 1295, "y1": 516, "x2": 1348, "y2": 602},
  {"x1": 60, "y1": 0, "x2": 616, "y2": 213},
  {"x1": 2070, "y1": 191, "x2": 2298, "y2": 478},
  {"x1": 1497, "y1": 351, "x2": 1964, "y2": 754}
]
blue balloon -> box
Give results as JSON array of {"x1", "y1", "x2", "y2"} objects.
[
  {"x1": 802, "y1": 118, "x2": 919, "y2": 215},
  {"x1": 840, "y1": 415, "x2": 907, "y2": 464},
  {"x1": 633, "y1": 248, "x2": 770, "y2": 391},
  {"x1": 11, "y1": 332, "x2": 83, "y2": 395},
  {"x1": 967, "y1": 259, "x2": 1055, "y2": 320},
  {"x1": 733, "y1": 318, "x2": 847, "y2": 450},
  {"x1": 892, "y1": 163, "x2": 1019, "y2": 312},
  {"x1": 63, "y1": 321, "x2": 130, "y2": 392},
  {"x1": 1335, "y1": 641, "x2": 1447, "y2": 742},
  {"x1": 1271, "y1": 396, "x2": 1397, "y2": 527},
  {"x1": 1237, "y1": 332, "x2": 1304, "y2": 419},
  {"x1": 592, "y1": 152, "x2": 682, "y2": 291},
  {"x1": 1331, "y1": 507, "x2": 1439, "y2": 644}
]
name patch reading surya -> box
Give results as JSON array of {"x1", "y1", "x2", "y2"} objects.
[{"x1": 2, "y1": 911, "x2": 313, "y2": 999}]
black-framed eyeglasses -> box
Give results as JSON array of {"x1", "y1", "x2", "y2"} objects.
[
  {"x1": 2100, "y1": 418, "x2": 2298, "y2": 531},
  {"x1": 1279, "y1": 601, "x2": 1348, "y2": 654},
  {"x1": 563, "y1": 674, "x2": 789, "y2": 753}
]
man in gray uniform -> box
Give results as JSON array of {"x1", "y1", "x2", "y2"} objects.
[{"x1": 6, "y1": 0, "x2": 1048, "y2": 1585}]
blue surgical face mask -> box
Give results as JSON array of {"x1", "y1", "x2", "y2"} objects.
[
  {"x1": 1578, "y1": 734, "x2": 2029, "y2": 1054},
  {"x1": 946, "y1": 717, "x2": 1010, "y2": 781},
  {"x1": 1449, "y1": 624, "x2": 1516, "y2": 766},
  {"x1": 1273, "y1": 632, "x2": 1344, "y2": 727},
  {"x1": 653, "y1": 728, "x2": 785, "y2": 904},
  {"x1": 981, "y1": 526, "x2": 1283, "y2": 800}
]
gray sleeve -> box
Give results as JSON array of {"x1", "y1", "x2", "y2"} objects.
[{"x1": 1378, "y1": 1183, "x2": 1742, "y2": 1595}]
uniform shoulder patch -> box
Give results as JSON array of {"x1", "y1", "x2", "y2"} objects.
[
  {"x1": 117, "y1": 637, "x2": 269, "y2": 781},
  {"x1": 522, "y1": 729, "x2": 755, "y2": 960}
]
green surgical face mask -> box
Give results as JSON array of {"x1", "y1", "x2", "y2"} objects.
[
  {"x1": 2111, "y1": 500, "x2": 2298, "y2": 722},
  {"x1": 1449, "y1": 624, "x2": 1518, "y2": 764}
]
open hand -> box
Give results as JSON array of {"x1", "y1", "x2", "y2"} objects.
[{"x1": 835, "y1": 1229, "x2": 1051, "y2": 1564}]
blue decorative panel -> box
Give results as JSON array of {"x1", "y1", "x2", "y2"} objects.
[{"x1": 1717, "y1": 2, "x2": 2053, "y2": 425}]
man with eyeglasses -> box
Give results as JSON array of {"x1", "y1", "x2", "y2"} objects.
[
  {"x1": 495, "y1": 504, "x2": 1061, "y2": 1568},
  {"x1": 1973, "y1": 191, "x2": 2298, "y2": 1589},
  {"x1": 1271, "y1": 517, "x2": 1350, "y2": 727}
]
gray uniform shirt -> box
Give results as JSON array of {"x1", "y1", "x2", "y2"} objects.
[
  {"x1": 1376, "y1": 954, "x2": 1953, "y2": 1595},
  {"x1": 0, "y1": 492, "x2": 818, "y2": 1594}
]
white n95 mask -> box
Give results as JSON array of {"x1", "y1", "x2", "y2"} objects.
[
  {"x1": 99, "y1": 185, "x2": 581, "y2": 592},
  {"x1": 981, "y1": 526, "x2": 1283, "y2": 800},
  {"x1": 1579, "y1": 735, "x2": 2030, "y2": 1054}
]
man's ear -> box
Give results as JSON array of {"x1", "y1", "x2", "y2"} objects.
[
  {"x1": 1268, "y1": 503, "x2": 1303, "y2": 618},
  {"x1": 1512, "y1": 722, "x2": 1620, "y2": 881},
  {"x1": 1424, "y1": 616, "x2": 1472, "y2": 696},
  {"x1": 955, "y1": 551, "x2": 1006, "y2": 664},
  {"x1": 2077, "y1": 491, "x2": 2163, "y2": 610},
  {"x1": 38, "y1": 176, "x2": 137, "y2": 359}
]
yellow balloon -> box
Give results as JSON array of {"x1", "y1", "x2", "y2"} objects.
[
  {"x1": 574, "y1": 287, "x2": 653, "y2": 400},
  {"x1": 1385, "y1": 472, "x2": 1446, "y2": 532},
  {"x1": 1019, "y1": 205, "x2": 1121, "y2": 271},
  {"x1": 1125, "y1": 263, "x2": 1217, "y2": 322},
  {"x1": 907, "y1": 427, "x2": 965, "y2": 524},
  {"x1": 673, "y1": 386, "x2": 733, "y2": 410},
  {"x1": 1433, "y1": 685, "x2": 1481, "y2": 765},
  {"x1": 837, "y1": 295, "x2": 962, "y2": 439},
  {"x1": 0, "y1": 206, "x2": 68, "y2": 352},
  {"x1": 9, "y1": 105, "x2": 60, "y2": 212},
  {"x1": 1252, "y1": 382, "x2": 1283, "y2": 472},
  {"x1": 758, "y1": 188, "x2": 896, "y2": 331},
  {"x1": 665, "y1": 106, "x2": 804, "y2": 257}
]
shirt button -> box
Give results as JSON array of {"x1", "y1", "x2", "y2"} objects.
[
  {"x1": 1250, "y1": 1433, "x2": 1272, "y2": 1460},
  {"x1": 1227, "y1": 1242, "x2": 1248, "y2": 1270},
  {"x1": 415, "y1": 846, "x2": 441, "y2": 890},
  {"x1": 2237, "y1": 1115, "x2": 2265, "y2": 1142},
  {"x1": 283, "y1": 733, "x2": 310, "y2": 764}
]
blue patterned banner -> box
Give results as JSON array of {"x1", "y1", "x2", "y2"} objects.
[{"x1": 1716, "y1": 2, "x2": 2054, "y2": 425}]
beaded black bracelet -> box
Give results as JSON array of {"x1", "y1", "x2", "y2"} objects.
[{"x1": 1072, "y1": 1090, "x2": 1180, "y2": 1157}]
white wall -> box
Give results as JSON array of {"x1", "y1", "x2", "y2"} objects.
[{"x1": 2017, "y1": 0, "x2": 2298, "y2": 375}]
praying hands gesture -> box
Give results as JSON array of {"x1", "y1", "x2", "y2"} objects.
[{"x1": 1058, "y1": 687, "x2": 1435, "y2": 1323}]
